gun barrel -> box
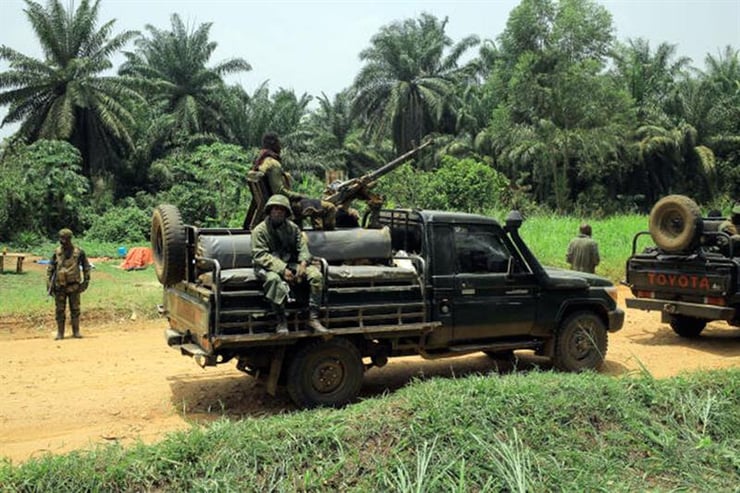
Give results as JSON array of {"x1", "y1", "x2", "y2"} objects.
[
  {"x1": 324, "y1": 138, "x2": 433, "y2": 206},
  {"x1": 364, "y1": 139, "x2": 433, "y2": 182}
]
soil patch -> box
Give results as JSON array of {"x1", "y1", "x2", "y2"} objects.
[{"x1": 1, "y1": 286, "x2": 738, "y2": 464}]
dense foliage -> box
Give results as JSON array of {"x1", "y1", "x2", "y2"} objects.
[{"x1": 0, "y1": 0, "x2": 738, "y2": 244}]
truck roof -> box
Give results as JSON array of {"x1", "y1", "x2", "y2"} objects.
[{"x1": 389, "y1": 209, "x2": 502, "y2": 227}]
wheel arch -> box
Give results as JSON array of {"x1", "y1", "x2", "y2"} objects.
[{"x1": 544, "y1": 301, "x2": 610, "y2": 357}]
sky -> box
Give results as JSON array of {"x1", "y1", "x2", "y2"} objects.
[{"x1": 0, "y1": 0, "x2": 738, "y2": 139}]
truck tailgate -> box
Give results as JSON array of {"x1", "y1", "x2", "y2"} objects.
[{"x1": 627, "y1": 257, "x2": 735, "y2": 296}]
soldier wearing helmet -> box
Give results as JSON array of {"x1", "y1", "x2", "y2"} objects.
[
  {"x1": 47, "y1": 228, "x2": 91, "y2": 340},
  {"x1": 251, "y1": 194, "x2": 328, "y2": 335}
]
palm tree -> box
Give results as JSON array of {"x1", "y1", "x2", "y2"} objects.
[
  {"x1": 701, "y1": 46, "x2": 740, "y2": 136},
  {"x1": 635, "y1": 123, "x2": 715, "y2": 203},
  {"x1": 300, "y1": 90, "x2": 382, "y2": 178},
  {"x1": 352, "y1": 13, "x2": 479, "y2": 154},
  {"x1": 611, "y1": 38, "x2": 691, "y2": 124},
  {"x1": 0, "y1": 0, "x2": 141, "y2": 178},
  {"x1": 120, "y1": 13, "x2": 251, "y2": 146}
]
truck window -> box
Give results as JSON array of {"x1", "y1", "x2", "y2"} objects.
[
  {"x1": 453, "y1": 225, "x2": 510, "y2": 274},
  {"x1": 432, "y1": 225, "x2": 455, "y2": 275}
]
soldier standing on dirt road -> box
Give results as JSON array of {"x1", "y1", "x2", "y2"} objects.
[
  {"x1": 47, "y1": 228, "x2": 91, "y2": 340},
  {"x1": 566, "y1": 223, "x2": 600, "y2": 274},
  {"x1": 252, "y1": 194, "x2": 328, "y2": 335}
]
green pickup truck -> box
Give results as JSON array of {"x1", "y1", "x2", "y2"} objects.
[{"x1": 153, "y1": 205, "x2": 624, "y2": 408}]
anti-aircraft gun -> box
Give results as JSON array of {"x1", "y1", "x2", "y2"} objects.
[{"x1": 323, "y1": 139, "x2": 433, "y2": 228}]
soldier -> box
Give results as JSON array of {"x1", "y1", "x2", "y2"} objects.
[
  {"x1": 252, "y1": 132, "x2": 336, "y2": 229},
  {"x1": 252, "y1": 194, "x2": 328, "y2": 335},
  {"x1": 566, "y1": 223, "x2": 600, "y2": 274},
  {"x1": 47, "y1": 228, "x2": 91, "y2": 340},
  {"x1": 718, "y1": 205, "x2": 740, "y2": 236}
]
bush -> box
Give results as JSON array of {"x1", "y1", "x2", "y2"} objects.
[
  {"x1": 0, "y1": 140, "x2": 90, "y2": 239},
  {"x1": 377, "y1": 156, "x2": 511, "y2": 214},
  {"x1": 85, "y1": 202, "x2": 150, "y2": 244},
  {"x1": 150, "y1": 143, "x2": 251, "y2": 227}
]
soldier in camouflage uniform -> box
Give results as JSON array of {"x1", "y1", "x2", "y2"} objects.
[
  {"x1": 252, "y1": 132, "x2": 336, "y2": 230},
  {"x1": 566, "y1": 223, "x2": 600, "y2": 274},
  {"x1": 718, "y1": 205, "x2": 740, "y2": 236},
  {"x1": 252, "y1": 194, "x2": 328, "y2": 335},
  {"x1": 47, "y1": 228, "x2": 91, "y2": 340}
]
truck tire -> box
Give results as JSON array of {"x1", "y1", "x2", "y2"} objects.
[
  {"x1": 151, "y1": 204, "x2": 186, "y2": 286},
  {"x1": 553, "y1": 312, "x2": 607, "y2": 372},
  {"x1": 286, "y1": 338, "x2": 364, "y2": 408},
  {"x1": 669, "y1": 315, "x2": 706, "y2": 338},
  {"x1": 649, "y1": 195, "x2": 702, "y2": 253}
]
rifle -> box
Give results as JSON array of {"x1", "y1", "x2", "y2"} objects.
[
  {"x1": 322, "y1": 139, "x2": 433, "y2": 210},
  {"x1": 47, "y1": 271, "x2": 56, "y2": 297}
]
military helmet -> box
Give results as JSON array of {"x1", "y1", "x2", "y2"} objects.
[
  {"x1": 58, "y1": 228, "x2": 73, "y2": 239},
  {"x1": 264, "y1": 194, "x2": 292, "y2": 217}
]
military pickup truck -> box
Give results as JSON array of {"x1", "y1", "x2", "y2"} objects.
[
  {"x1": 625, "y1": 195, "x2": 740, "y2": 337},
  {"x1": 152, "y1": 205, "x2": 624, "y2": 408}
]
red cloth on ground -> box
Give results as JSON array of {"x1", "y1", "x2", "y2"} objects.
[{"x1": 119, "y1": 247, "x2": 154, "y2": 270}]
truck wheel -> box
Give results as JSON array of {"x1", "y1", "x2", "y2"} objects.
[
  {"x1": 286, "y1": 338, "x2": 364, "y2": 408},
  {"x1": 151, "y1": 204, "x2": 186, "y2": 286},
  {"x1": 554, "y1": 312, "x2": 607, "y2": 372},
  {"x1": 669, "y1": 315, "x2": 706, "y2": 338},
  {"x1": 649, "y1": 195, "x2": 702, "y2": 253}
]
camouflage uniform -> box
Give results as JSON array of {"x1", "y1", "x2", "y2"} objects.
[
  {"x1": 718, "y1": 205, "x2": 740, "y2": 236},
  {"x1": 254, "y1": 140, "x2": 336, "y2": 230},
  {"x1": 566, "y1": 234, "x2": 600, "y2": 274},
  {"x1": 47, "y1": 228, "x2": 91, "y2": 339},
  {"x1": 257, "y1": 152, "x2": 304, "y2": 203},
  {"x1": 252, "y1": 195, "x2": 327, "y2": 334}
]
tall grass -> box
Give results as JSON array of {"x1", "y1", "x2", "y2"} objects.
[
  {"x1": 1, "y1": 369, "x2": 737, "y2": 491},
  {"x1": 520, "y1": 213, "x2": 648, "y2": 281}
]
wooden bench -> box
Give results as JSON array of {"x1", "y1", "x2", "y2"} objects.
[{"x1": 1, "y1": 253, "x2": 26, "y2": 273}]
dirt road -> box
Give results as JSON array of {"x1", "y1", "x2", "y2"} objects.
[{"x1": 1, "y1": 286, "x2": 738, "y2": 464}]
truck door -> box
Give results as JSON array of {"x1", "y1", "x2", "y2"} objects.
[{"x1": 450, "y1": 224, "x2": 538, "y2": 341}]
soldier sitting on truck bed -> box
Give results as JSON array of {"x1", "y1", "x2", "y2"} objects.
[
  {"x1": 718, "y1": 205, "x2": 740, "y2": 256},
  {"x1": 252, "y1": 132, "x2": 336, "y2": 230},
  {"x1": 719, "y1": 205, "x2": 740, "y2": 236},
  {"x1": 252, "y1": 194, "x2": 329, "y2": 335}
]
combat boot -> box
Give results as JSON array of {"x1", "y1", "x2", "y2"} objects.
[
  {"x1": 71, "y1": 317, "x2": 82, "y2": 338},
  {"x1": 306, "y1": 308, "x2": 329, "y2": 335},
  {"x1": 54, "y1": 320, "x2": 65, "y2": 340},
  {"x1": 272, "y1": 304, "x2": 289, "y2": 335}
]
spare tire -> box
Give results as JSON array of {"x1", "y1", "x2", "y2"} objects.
[
  {"x1": 649, "y1": 195, "x2": 702, "y2": 253},
  {"x1": 151, "y1": 204, "x2": 186, "y2": 285}
]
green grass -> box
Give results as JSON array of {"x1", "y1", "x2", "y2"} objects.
[
  {"x1": 520, "y1": 213, "x2": 648, "y2": 281},
  {"x1": 1, "y1": 369, "x2": 737, "y2": 491},
  {"x1": 0, "y1": 214, "x2": 650, "y2": 325},
  {"x1": 0, "y1": 244, "x2": 161, "y2": 329}
]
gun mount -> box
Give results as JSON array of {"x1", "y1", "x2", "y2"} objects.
[{"x1": 323, "y1": 139, "x2": 433, "y2": 227}]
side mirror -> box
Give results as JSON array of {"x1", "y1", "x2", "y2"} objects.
[{"x1": 505, "y1": 210, "x2": 523, "y2": 231}]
